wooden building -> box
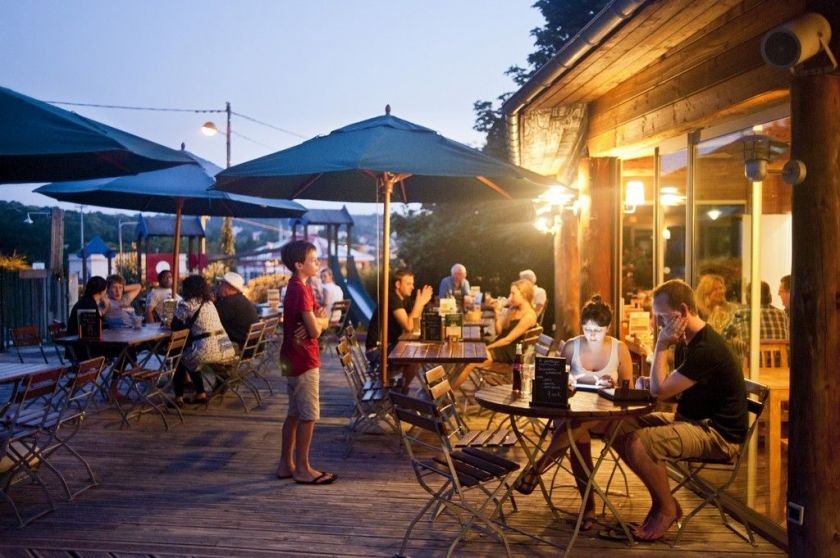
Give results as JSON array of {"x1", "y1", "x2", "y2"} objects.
[{"x1": 504, "y1": 0, "x2": 840, "y2": 555}]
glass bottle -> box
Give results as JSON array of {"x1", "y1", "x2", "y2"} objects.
[{"x1": 512, "y1": 343, "x2": 523, "y2": 393}]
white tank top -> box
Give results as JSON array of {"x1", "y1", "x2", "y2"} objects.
[{"x1": 570, "y1": 336, "x2": 620, "y2": 384}]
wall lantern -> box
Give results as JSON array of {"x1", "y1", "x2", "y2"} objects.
[{"x1": 737, "y1": 134, "x2": 788, "y2": 181}]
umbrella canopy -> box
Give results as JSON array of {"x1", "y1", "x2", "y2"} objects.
[
  {"x1": 37, "y1": 149, "x2": 306, "y2": 294},
  {"x1": 0, "y1": 85, "x2": 196, "y2": 183},
  {"x1": 215, "y1": 110, "x2": 555, "y2": 381}
]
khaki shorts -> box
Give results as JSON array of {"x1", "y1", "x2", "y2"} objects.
[
  {"x1": 286, "y1": 368, "x2": 320, "y2": 421},
  {"x1": 615, "y1": 412, "x2": 739, "y2": 463}
]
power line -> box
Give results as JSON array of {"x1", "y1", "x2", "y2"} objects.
[{"x1": 46, "y1": 99, "x2": 307, "y2": 139}]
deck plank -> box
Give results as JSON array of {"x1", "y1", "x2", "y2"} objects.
[{"x1": 0, "y1": 352, "x2": 785, "y2": 557}]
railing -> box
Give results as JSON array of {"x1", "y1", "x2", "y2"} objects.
[{"x1": 0, "y1": 269, "x2": 68, "y2": 351}]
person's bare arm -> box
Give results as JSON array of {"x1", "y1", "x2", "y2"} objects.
[
  {"x1": 300, "y1": 308, "x2": 328, "y2": 339},
  {"x1": 650, "y1": 315, "x2": 696, "y2": 401},
  {"x1": 123, "y1": 283, "x2": 142, "y2": 304},
  {"x1": 393, "y1": 285, "x2": 433, "y2": 334},
  {"x1": 601, "y1": 340, "x2": 634, "y2": 387},
  {"x1": 487, "y1": 311, "x2": 536, "y2": 350}
]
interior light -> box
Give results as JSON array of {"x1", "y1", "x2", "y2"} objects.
[
  {"x1": 662, "y1": 227, "x2": 671, "y2": 240},
  {"x1": 624, "y1": 181, "x2": 645, "y2": 213},
  {"x1": 707, "y1": 209, "x2": 722, "y2": 221},
  {"x1": 660, "y1": 186, "x2": 685, "y2": 206}
]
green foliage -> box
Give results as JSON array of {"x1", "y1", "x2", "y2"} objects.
[
  {"x1": 391, "y1": 201, "x2": 553, "y2": 315},
  {"x1": 220, "y1": 216, "x2": 236, "y2": 264},
  {"x1": 0, "y1": 252, "x2": 29, "y2": 271}
]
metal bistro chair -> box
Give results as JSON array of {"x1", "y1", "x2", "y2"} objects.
[
  {"x1": 121, "y1": 329, "x2": 189, "y2": 430},
  {"x1": 344, "y1": 324, "x2": 403, "y2": 390},
  {"x1": 336, "y1": 337, "x2": 399, "y2": 456},
  {"x1": 0, "y1": 365, "x2": 65, "y2": 526},
  {"x1": 665, "y1": 378, "x2": 769, "y2": 546},
  {"x1": 389, "y1": 391, "x2": 521, "y2": 558},
  {"x1": 47, "y1": 321, "x2": 68, "y2": 364},
  {"x1": 10, "y1": 325, "x2": 50, "y2": 364},
  {"x1": 37, "y1": 356, "x2": 106, "y2": 500}
]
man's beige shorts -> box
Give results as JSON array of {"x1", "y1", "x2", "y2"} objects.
[
  {"x1": 616, "y1": 412, "x2": 739, "y2": 463},
  {"x1": 286, "y1": 368, "x2": 320, "y2": 421}
]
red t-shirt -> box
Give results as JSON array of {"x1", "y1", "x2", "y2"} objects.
[{"x1": 280, "y1": 276, "x2": 321, "y2": 376}]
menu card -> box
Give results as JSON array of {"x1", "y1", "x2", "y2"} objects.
[
  {"x1": 444, "y1": 313, "x2": 463, "y2": 340},
  {"x1": 77, "y1": 309, "x2": 101, "y2": 339},
  {"x1": 422, "y1": 313, "x2": 443, "y2": 341},
  {"x1": 530, "y1": 355, "x2": 569, "y2": 408}
]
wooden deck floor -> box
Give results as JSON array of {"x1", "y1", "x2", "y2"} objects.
[{"x1": 0, "y1": 349, "x2": 787, "y2": 557}]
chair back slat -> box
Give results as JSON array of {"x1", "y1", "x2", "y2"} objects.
[
  {"x1": 239, "y1": 322, "x2": 266, "y2": 362},
  {"x1": 390, "y1": 392, "x2": 446, "y2": 436},
  {"x1": 11, "y1": 326, "x2": 42, "y2": 348},
  {"x1": 24, "y1": 368, "x2": 64, "y2": 400}
]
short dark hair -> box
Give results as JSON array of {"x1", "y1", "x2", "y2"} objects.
[
  {"x1": 106, "y1": 274, "x2": 126, "y2": 288},
  {"x1": 652, "y1": 279, "x2": 697, "y2": 314},
  {"x1": 84, "y1": 276, "x2": 107, "y2": 297},
  {"x1": 780, "y1": 275, "x2": 791, "y2": 292},
  {"x1": 157, "y1": 269, "x2": 172, "y2": 283},
  {"x1": 393, "y1": 268, "x2": 414, "y2": 286},
  {"x1": 181, "y1": 274, "x2": 211, "y2": 302},
  {"x1": 581, "y1": 294, "x2": 612, "y2": 327},
  {"x1": 281, "y1": 240, "x2": 316, "y2": 271}
]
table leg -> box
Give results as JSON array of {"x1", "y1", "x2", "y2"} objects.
[{"x1": 768, "y1": 389, "x2": 786, "y2": 523}]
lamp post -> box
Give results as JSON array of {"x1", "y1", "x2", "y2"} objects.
[
  {"x1": 201, "y1": 101, "x2": 232, "y2": 169},
  {"x1": 118, "y1": 219, "x2": 139, "y2": 257}
]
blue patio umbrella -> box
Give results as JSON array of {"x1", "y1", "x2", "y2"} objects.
[
  {"x1": 215, "y1": 108, "x2": 555, "y2": 380},
  {"x1": 0, "y1": 85, "x2": 196, "y2": 183},
  {"x1": 37, "y1": 149, "x2": 306, "y2": 293}
]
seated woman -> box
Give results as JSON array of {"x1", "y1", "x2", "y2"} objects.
[
  {"x1": 171, "y1": 275, "x2": 237, "y2": 407},
  {"x1": 450, "y1": 278, "x2": 537, "y2": 390},
  {"x1": 67, "y1": 276, "x2": 107, "y2": 336},
  {"x1": 515, "y1": 295, "x2": 633, "y2": 532}
]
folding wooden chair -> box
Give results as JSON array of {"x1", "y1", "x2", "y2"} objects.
[
  {"x1": 121, "y1": 329, "x2": 189, "y2": 430},
  {"x1": 422, "y1": 366, "x2": 516, "y2": 449},
  {"x1": 344, "y1": 324, "x2": 402, "y2": 390},
  {"x1": 389, "y1": 391, "x2": 521, "y2": 558},
  {"x1": 0, "y1": 365, "x2": 65, "y2": 526},
  {"x1": 37, "y1": 356, "x2": 105, "y2": 500},
  {"x1": 336, "y1": 338, "x2": 399, "y2": 456},
  {"x1": 47, "y1": 321, "x2": 68, "y2": 364},
  {"x1": 320, "y1": 299, "x2": 351, "y2": 356},
  {"x1": 251, "y1": 316, "x2": 279, "y2": 395},
  {"x1": 664, "y1": 378, "x2": 769, "y2": 546},
  {"x1": 10, "y1": 325, "x2": 49, "y2": 364},
  {"x1": 204, "y1": 322, "x2": 265, "y2": 413},
  {"x1": 758, "y1": 340, "x2": 789, "y2": 368},
  {"x1": 472, "y1": 325, "x2": 543, "y2": 389}
]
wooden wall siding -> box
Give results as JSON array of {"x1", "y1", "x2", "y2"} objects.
[
  {"x1": 532, "y1": 0, "x2": 741, "y2": 111},
  {"x1": 519, "y1": 104, "x2": 587, "y2": 179}
]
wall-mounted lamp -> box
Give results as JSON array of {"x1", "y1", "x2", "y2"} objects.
[
  {"x1": 660, "y1": 186, "x2": 686, "y2": 206},
  {"x1": 533, "y1": 184, "x2": 576, "y2": 235},
  {"x1": 23, "y1": 211, "x2": 50, "y2": 225},
  {"x1": 738, "y1": 134, "x2": 788, "y2": 181},
  {"x1": 623, "y1": 180, "x2": 645, "y2": 213}
]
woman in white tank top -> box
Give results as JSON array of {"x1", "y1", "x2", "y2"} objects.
[{"x1": 516, "y1": 295, "x2": 633, "y2": 531}]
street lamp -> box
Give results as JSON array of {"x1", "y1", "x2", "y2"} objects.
[
  {"x1": 23, "y1": 211, "x2": 51, "y2": 224},
  {"x1": 118, "y1": 219, "x2": 139, "y2": 256},
  {"x1": 201, "y1": 101, "x2": 232, "y2": 169}
]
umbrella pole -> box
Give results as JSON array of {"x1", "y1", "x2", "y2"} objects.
[
  {"x1": 379, "y1": 176, "x2": 394, "y2": 385},
  {"x1": 171, "y1": 198, "x2": 184, "y2": 298}
]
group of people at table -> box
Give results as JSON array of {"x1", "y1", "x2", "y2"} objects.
[
  {"x1": 364, "y1": 262, "x2": 751, "y2": 543},
  {"x1": 60, "y1": 243, "x2": 756, "y2": 539}
]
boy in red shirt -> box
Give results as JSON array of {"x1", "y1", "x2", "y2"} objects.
[{"x1": 276, "y1": 241, "x2": 335, "y2": 485}]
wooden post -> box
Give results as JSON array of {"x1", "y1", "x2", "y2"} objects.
[
  {"x1": 379, "y1": 175, "x2": 394, "y2": 384},
  {"x1": 48, "y1": 208, "x2": 64, "y2": 275},
  {"x1": 787, "y1": 72, "x2": 840, "y2": 558},
  {"x1": 171, "y1": 199, "x2": 184, "y2": 298}
]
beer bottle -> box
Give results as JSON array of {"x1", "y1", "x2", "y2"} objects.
[{"x1": 512, "y1": 343, "x2": 523, "y2": 393}]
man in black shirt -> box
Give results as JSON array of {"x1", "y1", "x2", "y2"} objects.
[
  {"x1": 614, "y1": 279, "x2": 747, "y2": 542},
  {"x1": 366, "y1": 268, "x2": 433, "y2": 387},
  {"x1": 215, "y1": 272, "x2": 258, "y2": 349}
]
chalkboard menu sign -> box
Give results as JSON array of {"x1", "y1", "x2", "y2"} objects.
[
  {"x1": 77, "y1": 309, "x2": 101, "y2": 339},
  {"x1": 444, "y1": 313, "x2": 463, "y2": 340},
  {"x1": 422, "y1": 313, "x2": 443, "y2": 341},
  {"x1": 530, "y1": 355, "x2": 569, "y2": 408}
]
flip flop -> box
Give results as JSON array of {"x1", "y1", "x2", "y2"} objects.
[
  {"x1": 597, "y1": 524, "x2": 648, "y2": 543},
  {"x1": 295, "y1": 472, "x2": 337, "y2": 485},
  {"x1": 514, "y1": 468, "x2": 540, "y2": 495}
]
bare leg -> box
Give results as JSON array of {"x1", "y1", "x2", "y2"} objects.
[
  {"x1": 617, "y1": 434, "x2": 681, "y2": 540},
  {"x1": 450, "y1": 360, "x2": 485, "y2": 390},
  {"x1": 277, "y1": 415, "x2": 298, "y2": 477},
  {"x1": 292, "y1": 419, "x2": 325, "y2": 482}
]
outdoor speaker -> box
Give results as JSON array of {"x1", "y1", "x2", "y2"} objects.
[{"x1": 761, "y1": 12, "x2": 832, "y2": 69}]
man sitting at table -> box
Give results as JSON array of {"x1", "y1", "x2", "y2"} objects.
[
  {"x1": 366, "y1": 268, "x2": 433, "y2": 388},
  {"x1": 215, "y1": 271, "x2": 259, "y2": 350},
  {"x1": 101, "y1": 274, "x2": 142, "y2": 328},
  {"x1": 519, "y1": 269, "x2": 547, "y2": 321},
  {"x1": 438, "y1": 263, "x2": 471, "y2": 310},
  {"x1": 320, "y1": 268, "x2": 345, "y2": 322},
  {"x1": 613, "y1": 279, "x2": 747, "y2": 542}
]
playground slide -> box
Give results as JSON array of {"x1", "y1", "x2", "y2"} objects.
[{"x1": 329, "y1": 255, "x2": 374, "y2": 327}]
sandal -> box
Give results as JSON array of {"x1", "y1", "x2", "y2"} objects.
[{"x1": 514, "y1": 467, "x2": 540, "y2": 495}]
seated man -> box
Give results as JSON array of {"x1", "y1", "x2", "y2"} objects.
[
  {"x1": 101, "y1": 273, "x2": 142, "y2": 328},
  {"x1": 320, "y1": 268, "x2": 345, "y2": 322},
  {"x1": 214, "y1": 271, "x2": 259, "y2": 349},
  {"x1": 438, "y1": 263, "x2": 471, "y2": 310},
  {"x1": 722, "y1": 280, "x2": 789, "y2": 361},
  {"x1": 144, "y1": 269, "x2": 180, "y2": 323},
  {"x1": 519, "y1": 269, "x2": 547, "y2": 319},
  {"x1": 613, "y1": 279, "x2": 747, "y2": 542},
  {"x1": 366, "y1": 268, "x2": 433, "y2": 387}
]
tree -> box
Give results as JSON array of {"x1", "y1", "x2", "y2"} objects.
[
  {"x1": 220, "y1": 216, "x2": 236, "y2": 257},
  {"x1": 472, "y1": 0, "x2": 610, "y2": 155}
]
